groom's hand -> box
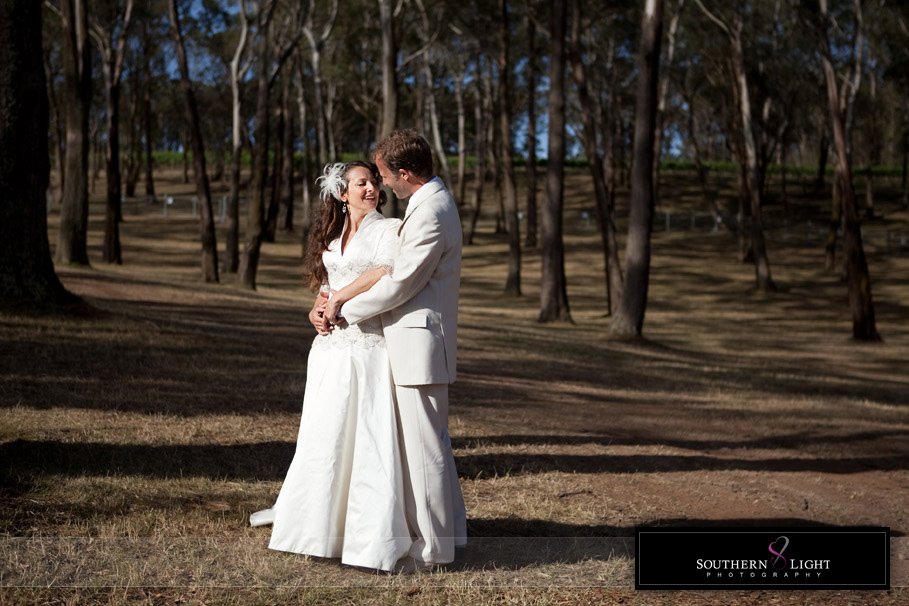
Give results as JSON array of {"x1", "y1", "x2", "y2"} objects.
[{"x1": 325, "y1": 294, "x2": 347, "y2": 326}]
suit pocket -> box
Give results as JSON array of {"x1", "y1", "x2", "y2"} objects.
[{"x1": 399, "y1": 312, "x2": 430, "y2": 328}]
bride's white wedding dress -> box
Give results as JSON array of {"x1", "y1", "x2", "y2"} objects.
[{"x1": 265, "y1": 210, "x2": 411, "y2": 572}]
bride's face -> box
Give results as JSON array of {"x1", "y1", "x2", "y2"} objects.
[{"x1": 342, "y1": 166, "x2": 380, "y2": 216}]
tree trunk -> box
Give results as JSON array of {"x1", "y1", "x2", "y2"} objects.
[
  {"x1": 570, "y1": 0, "x2": 622, "y2": 315},
  {"x1": 524, "y1": 10, "x2": 538, "y2": 250},
  {"x1": 142, "y1": 21, "x2": 155, "y2": 198},
  {"x1": 225, "y1": 0, "x2": 249, "y2": 274},
  {"x1": 101, "y1": 77, "x2": 123, "y2": 264},
  {"x1": 0, "y1": 0, "x2": 78, "y2": 309},
  {"x1": 239, "y1": 31, "x2": 272, "y2": 290},
  {"x1": 819, "y1": 0, "x2": 878, "y2": 341},
  {"x1": 423, "y1": 60, "x2": 453, "y2": 190},
  {"x1": 824, "y1": 178, "x2": 842, "y2": 271},
  {"x1": 902, "y1": 128, "x2": 908, "y2": 209},
  {"x1": 280, "y1": 72, "x2": 295, "y2": 232},
  {"x1": 455, "y1": 74, "x2": 467, "y2": 208},
  {"x1": 168, "y1": 0, "x2": 219, "y2": 283},
  {"x1": 498, "y1": 0, "x2": 521, "y2": 296},
  {"x1": 610, "y1": 0, "x2": 664, "y2": 336},
  {"x1": 653, "y1": 0, "x2": 684, "y2": 207},
  {"x1": 730, "y1": 25, "x2": 775, "y2": 291},
  {"x1": 97, "y1": 0, "x2": 133, "y2": 265},
  {"x1": 815, "y1": 129, "x2": 828, "y2": 193},
  {"x1": 42, "y1": 50, "x2": 65, "y2": 207},
  {"x1": 265, "y1": 101, "x2": 284, "y2": 243},
  {"x1": 296, "y1": 61, "x2": 315, "y2": 248},
  {"x1": 538, "y1": 0, "x2": 571, "y2": 323},
  {"x1": 56, "y1": 0, "x2": 92, "y2": 266},
  {"x1": 378, "y1": 0, "x2": 396, "y2": 138},
  {"x1": 466, "y1": 59, "x2": 488, "y2": 245}
]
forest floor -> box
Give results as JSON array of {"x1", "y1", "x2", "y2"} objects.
[{"x1": 2, "y1": 168, "x2": 909, "y2": 605}]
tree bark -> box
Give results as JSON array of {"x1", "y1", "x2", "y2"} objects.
[
  {"x1": 730, "y1": 27, "x2": 775, "y2": 291},
  {"x1": 538, "y1": 0, "x2": 571, "y2": 323},
  {"x1": 0, "y1": 0, "x2": 78, "y2": 309},
  {"x1": 378, "y1": 0, "x2": 397, "y2": 216},
  {"x1": 225, "y1": 0, "x2": 250, "y2": 274},
  {"x1": 56, "y1": 0, "x2": 92, "y2": 266},
  {"x1": 570, "y1": 0, "x2": 622, "y2": 315},
  {"x1": 815, "y1": 129, "x2": 828, "y2": 192},
  {"x1": 239, "y1": 15, "x2": 273, "y2": 290},
  {"x1": 265, "y1": 100, "x2": 284, "y2": 243},
  {"x1": 498, "y1": 0, "x2": 521, "y2": 295},
  {"x1": 610, "y1": 0, "x2": 664, "y2": 336},
  {"x1": 141, "y1": 20, "x2": 155, "y2": 198},
  {"x1": 280, "y1": 71, "x2": 295, "y2": 232},
  {"x1": 168, "y1": 0, "x2": 219, "y2": 283},
  {"x1": 454, "y1": 73, "x2": 468, "y2": 208},
  {"x1": 818, "y1": 0, "x2": 879, "y2": 340},
  {"x1": 378, "y1": 0, "x2": 397, "y2": 139},
  {"x1": 296, "y1": 60, "x2": 315, "y2": 247},
  {"x1": 524, "y1": 9, "x2": 538, "y2": 250},
  {"x1": 93, "y1": 0, "x2": 134, "y2": 266},
  {"x1": 653, "y1": 0, "x2": 684, "y2": 206},
  {"x1": 466, "y1": 58, "x2": 488, "y2": 245},
  {"x1": 42, "y1": 49, "x2": 65, "y2": 207}
]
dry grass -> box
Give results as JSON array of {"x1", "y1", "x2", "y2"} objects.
[{"x1": 2, "y1": 168, "x2": 908, "y2": 604}]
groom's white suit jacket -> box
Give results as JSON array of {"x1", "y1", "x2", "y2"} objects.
[{"x1": 341, "y1": 177, "x2": 460, "y2": 387}]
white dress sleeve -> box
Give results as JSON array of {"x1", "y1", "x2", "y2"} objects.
[{"x1": 372, "y1": 219, "x2": 401, "y2": 274}]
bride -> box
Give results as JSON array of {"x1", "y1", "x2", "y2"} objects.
[{"x1": 250, "y1": 161, "x2": 411, "y2": 572}]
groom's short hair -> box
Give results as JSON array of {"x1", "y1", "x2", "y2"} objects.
[{"x1": 375, "y1": 129, "x2": 434, "y2": 180}]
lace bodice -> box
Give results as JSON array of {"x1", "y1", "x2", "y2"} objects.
[{"x1": 313, "y1": 211, "x2": 400, "y2": 350}]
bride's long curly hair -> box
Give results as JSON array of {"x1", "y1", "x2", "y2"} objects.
[{"x1": 303, "y1": 161, "x2": 386, "y2": 290}]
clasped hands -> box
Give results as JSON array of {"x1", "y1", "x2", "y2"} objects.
[{"x1": 309, "y1": 290, "x2": 348, "y2": 336}]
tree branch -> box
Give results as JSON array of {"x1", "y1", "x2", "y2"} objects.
[{"x1": 693, "y1": 0, "x2": 731, "y2": 37}]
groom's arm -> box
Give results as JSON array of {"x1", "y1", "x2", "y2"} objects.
[{"x1": 336, "y1": 212, "x2": 445, "y2": 325}]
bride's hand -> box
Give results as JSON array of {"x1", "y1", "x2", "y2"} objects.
[{"x1": 309, "y1": 297, "x2": 332, "y2": 335}]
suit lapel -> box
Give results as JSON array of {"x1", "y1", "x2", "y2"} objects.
[{"x1": 398, "y1": 178, "x2": 444, "y2": 236}]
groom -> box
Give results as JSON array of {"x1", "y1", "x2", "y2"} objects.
[{"x1": 325, "y1": 129, "x2": 467, "y2": 566}]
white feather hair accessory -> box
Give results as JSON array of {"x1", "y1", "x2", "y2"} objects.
[{"x1": 316, "y1": 162, "x2": 348, "y2": 203}]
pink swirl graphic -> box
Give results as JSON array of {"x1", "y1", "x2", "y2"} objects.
[{"x1": 768, "y1": 536, "x2": 789, "y2": 570}]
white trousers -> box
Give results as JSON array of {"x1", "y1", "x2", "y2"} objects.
[{"x1": 394, "y1": 383, "x2": 467, "y2": 564}]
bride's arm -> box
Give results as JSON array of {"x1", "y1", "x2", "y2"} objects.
[{"x1": 327, "y1": 266, "x2": 389, "y2": 321}]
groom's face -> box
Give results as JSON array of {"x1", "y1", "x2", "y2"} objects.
[{"x1": 376, "y1": 155, "x2": 408, "y2": 199}]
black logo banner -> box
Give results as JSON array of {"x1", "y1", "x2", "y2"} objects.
[{"x1": 635, "y1": 526, "x2": 890, "y2": 590}]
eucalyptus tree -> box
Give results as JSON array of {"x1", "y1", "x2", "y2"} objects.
[
  {"x1": 51, "y1": 0, "x2": 92, "y2": 266},
  {"x1": 302, "y1": 0, "x2": 338, "y2": 167},
  {"x1": 569, "y1": 0, "x2": 624, "y2": 316},
  {"x1": 522, "y1": 3, "x2": 539, "y2": 249},
  {"x1": 90, "y1": 0, "x2": 134, "y2": 265},
  {"x1": 538, "y1": 0, "x2": 572, "y2": 323},
  {"x1": 806, "y1": 0, "x2": 879, "y2": 340},
  {"x1": 168, "y1": 0, "x2": 219, "y2": 282},
  {"x1": 239, "y1": 0, "x2": 303, "y2": 290},
  {"x1": 413, "y1": 0, "x2": 455, "y2": 192},
  {"x1": 224, "y1": 0, "x2": 251, "y2": 273},
  {"x1": 694, "y1": 0, "x2": 775, "y2": 292},
  {"x1": 610, "y1": 0, "x2": 664, "y2": 336},
  {"x1": 1, "y1": 0, "x2": 78, "y2": 309},
  {"x1": 378, "y1": 0, "x2": 397, "y2": 139},
  {"x1": 495, "y1": 0, "x2": 521, "y2": 295}
]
